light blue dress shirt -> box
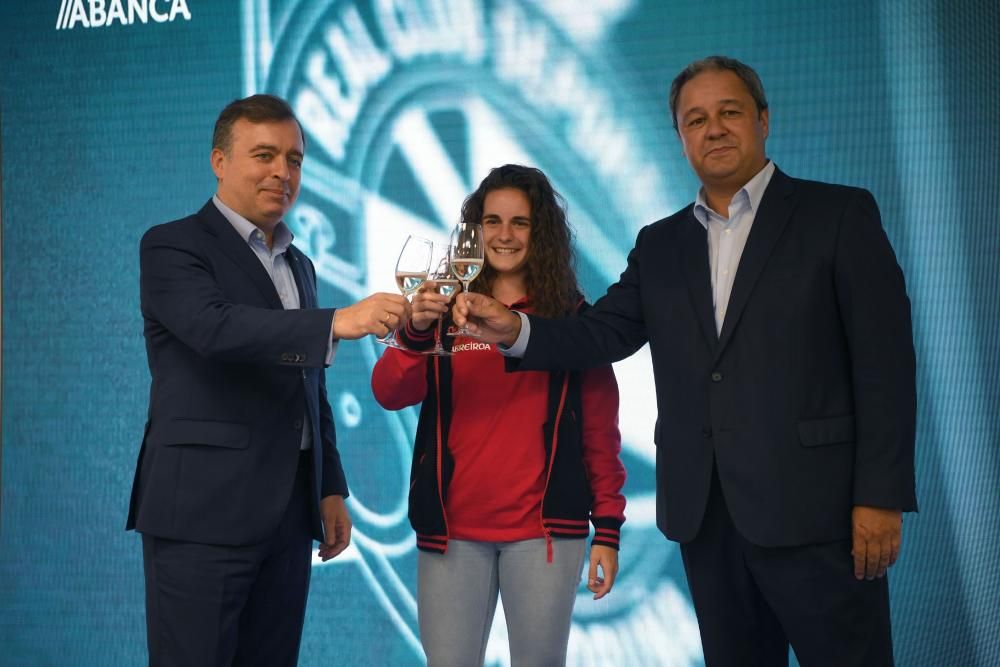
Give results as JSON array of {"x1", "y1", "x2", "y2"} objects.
[{"x1": 693, "y1": 160, "x2": 776, "y2": 334}]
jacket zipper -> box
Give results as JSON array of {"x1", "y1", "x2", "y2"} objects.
[
  {"x1": 433, "y1": 355, "x2": 449, "y2": 551},
  {"x1": 539, "y1": 374, "x2": 570, "y2": 563}
]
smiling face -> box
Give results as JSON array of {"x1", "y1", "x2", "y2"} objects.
[
  {"x1": 481, "y1": 187, "x2": 532, "y2": 278},
  {"x1": 211, "y1": 117, "x2": 304, "y2": 232},
  {"x1": 676, "y1": 68, "x2": 769, "y2": 204}
]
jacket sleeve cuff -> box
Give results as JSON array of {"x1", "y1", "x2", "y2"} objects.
[
  {"x1": 590, "y1": 516, "x2": 623, "y2": 551},
  {"x1": 397, "y1": 322, "x2": 436, "y2": 352}
]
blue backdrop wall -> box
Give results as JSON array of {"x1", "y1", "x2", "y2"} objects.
[{"x1": 1, "y1": 1, "x2": 997, "y2": 665}]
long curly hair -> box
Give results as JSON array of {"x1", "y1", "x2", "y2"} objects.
[{"x1": 460, "y1": 164, "x2": 580, "y2": 318}]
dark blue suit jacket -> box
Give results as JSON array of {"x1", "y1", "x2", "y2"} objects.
[
  {"x1": 511, "y1": 168, "x2": 917, "y2": 547},
  {"x1": 127, "y1": 200, "x2": 348, "y2": 546}
]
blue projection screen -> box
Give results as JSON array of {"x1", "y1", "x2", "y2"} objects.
[{"x1": 1, "y1": 1, "x2": 998, "y2": 665}]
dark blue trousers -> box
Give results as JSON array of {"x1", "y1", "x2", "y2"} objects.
[
  {"x1": 680, "y1": 464, "x2": 894, "y2": 667},
  {"x1": 142, "y1": 450, "x2": 314, "y2": 667}
]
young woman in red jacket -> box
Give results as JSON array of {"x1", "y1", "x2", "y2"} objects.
[{"x1": 371, "y1": 164, "x2": 626, "y2": 666}]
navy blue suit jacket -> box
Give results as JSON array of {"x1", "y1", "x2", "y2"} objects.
[
  {"x1": 511, "y1": 168, "x2": 917, "y2": 547},
  {"x1": 127, "y1": 200, "x2": 348, "y2": 546}
]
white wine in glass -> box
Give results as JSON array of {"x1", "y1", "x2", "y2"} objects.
[
  {"x1": 378, "y1": 235, "x2": 432, "y2": 348},
  {"x1": 449, "y1": 258, "x2": 483, "y2": 284},
  {"x1": 395, "y1": 271, "x2": 427, "y2": 294},
  {"x1": 434, "y1": 279, "x2": 461, "y2": 299}
]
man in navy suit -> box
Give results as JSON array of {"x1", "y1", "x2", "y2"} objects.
[
  {"x1": 456, "y1": 57, "x2": 916, "y2": 666},
  {"x1": 127, "y1": 94, "x2": 410, "y2": 666}
]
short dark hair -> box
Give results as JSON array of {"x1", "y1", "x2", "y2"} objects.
[
  {"x1": 461, "y1": 164, "x2": 580, "y2": 318},
  {"x1": 212, "y1": 94, "x2": 304, "y2": 154},
  {"x1": 668, "y1": 56, "x2": 768, "y2": 131}
]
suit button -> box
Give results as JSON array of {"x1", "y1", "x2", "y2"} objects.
[
  {"x1": 711, "y1": 371, "x2": 723, "y2": 382},
  {"x1": 702, "y1": 427, "x2": 713, "y2": 438},
  {"x1": 293, "y1": 419, "x2": 303, "y2": 430}
]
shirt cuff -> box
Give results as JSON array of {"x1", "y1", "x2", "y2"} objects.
[{"x1": 498, "y1": 311, "x2": 530, "y2": 358}]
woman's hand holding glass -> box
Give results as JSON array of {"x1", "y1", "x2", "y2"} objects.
[
  {"x1": 405, "y1": 245, "x2": 458, "y2": 355},
  {"x1": 409, "y1": 282, "x2": 451, "y2": 332}
]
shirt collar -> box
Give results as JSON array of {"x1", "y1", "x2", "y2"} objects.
[
  {"x1": 693, "y1": 160, "x2": 776, "y2": 229},
  {"x1": 212, "y1": 194, "x2": 294, "y2": 253}
]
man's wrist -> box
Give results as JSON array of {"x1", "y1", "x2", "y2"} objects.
[
  {"x1": 330, "y1": 308, "x2": 343, "y2": 340},
  {"x1": 498, "y1": 311, "x2": 529, "y2": 357},
  {"x1": 503, "y1": 314, "x2": 522, "y2": 347}
]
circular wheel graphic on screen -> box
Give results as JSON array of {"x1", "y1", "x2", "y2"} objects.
[{"x1": 243, "y1": 0, "x2": 701, "y2": 663}]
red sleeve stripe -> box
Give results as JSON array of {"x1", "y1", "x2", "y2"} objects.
[{"x1": 417, "y1": 538, "x2": 448, "y2": 552}]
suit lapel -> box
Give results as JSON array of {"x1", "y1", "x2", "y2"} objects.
[
  {"x1": 714, "y1": 168, "x2": 796, "y2": 361},
  {"x1": 197, "y1": 200, "x2": 283, "y2": 309},
  {"x1": 679, "y1": 210, "x2": 719, "y2": 349},
  {"x1": 286, "y1": 245, "x2": 316, "y2": 309}
]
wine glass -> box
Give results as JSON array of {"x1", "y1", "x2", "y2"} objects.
[
  {"x1": 421, "y1": 245, "x2": 459, "y2": 356},
  {"x1": 377, "y1": 235, "x2": 432, "y2": 348},
  {"x1": 447, "y1": 222, "x2": 484, "y2": 337}
]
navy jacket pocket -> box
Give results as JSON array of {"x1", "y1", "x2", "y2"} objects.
[
  {"x1": 157, "y1": 419, "x2": 250, "y2": 449},
  {"x1": 798, "y1": 415, "x2": 855, "y2": 448}
]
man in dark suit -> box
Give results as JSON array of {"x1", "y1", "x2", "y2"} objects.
[
  {"x1": 127, "y1": 94, "x2": 409, "y2": 666},
  {"x1": 455, "y1": 56, "x2": 916, "y2": 666}
]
